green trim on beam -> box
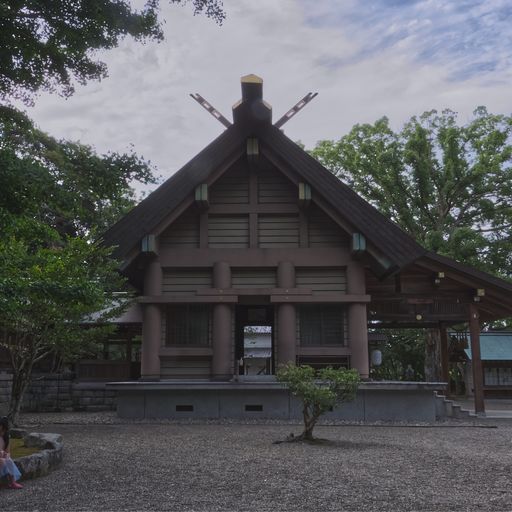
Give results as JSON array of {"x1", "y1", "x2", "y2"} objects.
[
  {"x1": 299, "y1": 182, "x2": 311, "y2": 206},
  {"x1": 141, "y1": 234, "x2": 157, "y2": 254},
  {"x1": 195, "y1": 183, "x2": 209, "y2": 209},
  {"x1": 351, "y1": 233, "x2": 366, "y2": 253}
]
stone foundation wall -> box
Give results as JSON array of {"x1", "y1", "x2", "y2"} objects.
[
  {"x1": 112, "y1": 381, "x2": 444, "y2": 422},
  {"x1": 10, "y1": 429, "x2": 63, "y2": 480},
  {"x1": 0, "y1": 371, "x2": 116, "y2": 413}
]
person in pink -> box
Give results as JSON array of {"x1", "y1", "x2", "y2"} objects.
[{"x1": 0, "y1": 416, "x2": 23, "y2": 489}]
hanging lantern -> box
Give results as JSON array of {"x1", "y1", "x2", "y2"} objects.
[{"x1": 371, "y1": 349, "x2": 382, "y2": 367}]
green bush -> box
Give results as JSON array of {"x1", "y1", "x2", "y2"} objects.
[{"x1": 277, "y1": 364, "x2": 360, "y2": 441}]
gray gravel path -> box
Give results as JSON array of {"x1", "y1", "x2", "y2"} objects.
[{"x1": 2, "y1": 415, "x2": 512, "y2": 511}]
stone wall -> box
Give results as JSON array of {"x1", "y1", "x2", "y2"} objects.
[
  {"x1": 10, "y1": 429, "x2": 63, "y2": 480},
  {"x1": 0, "y1": 371, "x2": 116, "y2": 413}
]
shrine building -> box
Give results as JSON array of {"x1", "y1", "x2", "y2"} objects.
[{"x1": 104, "y1": 75, "x2": 512, "y2": 420}]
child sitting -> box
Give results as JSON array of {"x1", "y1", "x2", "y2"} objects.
[{"x1": 0, "y1": 416, "x2": 23, "y2": 489}]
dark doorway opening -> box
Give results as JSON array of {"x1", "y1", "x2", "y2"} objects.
[{"x1": 235, "y1": 305, "x2": 274, "y2": 376}]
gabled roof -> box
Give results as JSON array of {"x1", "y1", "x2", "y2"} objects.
[
  {"x1": 102, "y1": 85, "x2": 426, "y2": 269},
  {"x1": 101, "y1": 76, "x2": 511, "y2": 313}
]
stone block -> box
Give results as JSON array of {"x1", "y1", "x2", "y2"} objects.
[{"x1": 11, "y1": 431, "x2": 63, "y2": 480}]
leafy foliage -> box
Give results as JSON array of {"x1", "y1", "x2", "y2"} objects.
[
  {"x1": 0, "y1": 105, "x2": 157, "y2": 236},
  {"x1": 311, "y1": 108, "x2": 512, "y2": 278},
  {"x1": 0, "y1": 101, "x2": 156, "y2": 425},
  {"x1": 0, "y1": 0, "x2": 225, "y2": 104},
  {"x1": 276, "y1": 364, "x2": 360, "y2": 441},
  {"x1": 0, "y1": 216, "x2": 129, "y2": 423},
  {"x1": 0, "y1": 0, "x2": 225, "y2": 424},
  {"x1": 370, "y1": 330, "x2": 425, "y2": 381}
]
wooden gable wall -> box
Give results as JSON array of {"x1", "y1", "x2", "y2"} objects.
[{"x1": 157, "y1": 157, "x2": 351, "y2": 252}]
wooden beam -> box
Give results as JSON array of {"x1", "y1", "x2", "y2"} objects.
[
  {"x1": 198, "y1": 287, "x2": 312, "y2": 296},
  {"x1": 208, "y1": 203, "x2": 299, "y2": 214},
  {"x1": 415, "y1": 259, "x2": 512, "y2": 306},
  {"x1": 199, "y1": 212, "x2": 208, "y2": 249},
  {"x1": 299, "y1": 210, "x2": 308, "y2": 248},
  {"x1": 368, "y1": 313, "x2": 467, "y2": 322},
  {"x1": 158, "y1": 247, "x2": 351, "y2": 268},
  {"x1": 370, "y1": 321, "x2": 453, "y2": 329},
  {"x1": 439, "y1": 324, "x2": 450, "y2": 395},
  {"x1": 190, "y1": 93, "x2": 232, "y2": 128},
  {"x1": 274, "y1": 92, "x2": 318, "y2": 128},
  {"x1": 249, "y1": 212, "x2": 258, "y2": 249},
  {"x1": 468, "y1": 303, "x2": 485, "y2": 415},
  {"x1": 139, "y1": 295, "x2": 238, "y2": 304},
  {"x1": 271, "y1": 294, "x2": 370, "y2": 303}
]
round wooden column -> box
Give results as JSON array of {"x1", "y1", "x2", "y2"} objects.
[
  {"x1": 277, "y1": 261, "x2": 296, "y2": 367},
  {"x1": 469, "y1": 303, "x2": 485, "y2": 415},
  {"x1": 212, "y1": 262, "x2": 232, "y2": 380},
  {"x1": 141, "y1": 256, "x2": 162, "y2": 380},
  {"x1": 347, "y1": 263, "x2": 369, "y2": 379}
]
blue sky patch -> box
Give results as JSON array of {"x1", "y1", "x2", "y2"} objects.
[{"x1": 302, "y1": 0, "x2": 512, "y2": 81}]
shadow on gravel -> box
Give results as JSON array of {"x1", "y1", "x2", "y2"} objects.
[
  {"x1": 274, "y1": 437, "x2": 387, "y2": 449},
  {"x1": 306, "y1": 438, "x2": 388, "y2": 449}
]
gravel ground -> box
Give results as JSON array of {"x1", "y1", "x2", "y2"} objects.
[{"x1": 2, "y1": 413, "x2": 512, "y2": 512}]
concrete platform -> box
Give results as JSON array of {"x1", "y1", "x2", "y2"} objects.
[{"x1": 107, "y1": 380, "x2": 445, "y2": 422}]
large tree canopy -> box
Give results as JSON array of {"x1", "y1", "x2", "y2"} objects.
[
  {"x1": 0, "y1": 0, "x2": 226, "y2": 423},
  {"x1": 0, "y1": 105, "x2": 156, "y2": 236},
  {"x1": 0, "y1": 105, "x2": 157, "y2": 422},
  {"x1": 0, "y1": 0, "x2": 225, "y2": 104},
  {"x1": 311, "y1": 108, "x2": 512, "y2": 279}
]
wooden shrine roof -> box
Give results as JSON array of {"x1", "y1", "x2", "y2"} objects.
[
  {"x1": 102, "y1": 75, "x2": 512, "y2": 322},
  {"x1": 102, "y1": 89, "x2": 425, "y2": 269}
]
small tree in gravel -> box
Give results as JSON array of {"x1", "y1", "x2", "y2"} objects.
[{"x1": 276, "y1": 364, "x2": 360, "y2": 442}]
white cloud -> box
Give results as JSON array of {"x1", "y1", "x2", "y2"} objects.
[{"x1": 21, "y1": 0, "x2": 512, "y2": 194}]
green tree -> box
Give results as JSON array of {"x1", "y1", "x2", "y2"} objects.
[
  {"x1": 0, "y1": 105, "x2": 156, "y2": 236},
  {"x1": 0, "y1": 218, "x2": 128, "y2": 424},
  {"x1": 312, "y1": 109, "x2": 512, "y2": 380},
  {"x1": 0, "y1": 0, "x2": 225, "y2": 104},
  {"x1": 370, "y1": 330, "x2": 425, "y2": 381},
  {"x1": 276, "y1": 364, "x2": 360, "y2": 441},
  {"x1": 0, "y1": 108, "x2": 157, "y2": 422},
  {"x1": 311, "y1": 108, "x2": 512, "y2": 278},
  {"x1": 0, "y1": 0, "x2": 225, "y2": 423}
]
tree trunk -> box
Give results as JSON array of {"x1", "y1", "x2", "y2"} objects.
[
  {"x1": 301, "y1": 404, "x2": 319, "y2": 440},
  {"x1": 8, "y1": 360, "x2": 34, "y2": 425},
  {"x1": 424, "y1": 328, "x2": 441, "y2": 382}
]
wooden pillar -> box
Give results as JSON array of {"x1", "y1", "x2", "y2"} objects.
[
  {"x1": 212, "y1": 262, "x2": 232, "y2": 380},
  {"x1": 347, "y1": 263, "x2": 369, "y2": 379},
  {"x1": 469, "y1": 303, "x2": 485, "y2": 415},
  {"x1": 140, "y1": 256, "x2": 162, "y2": 380},
  {"x1": 439, "y1": 324, "x2": 450, "y2": 395},
  {"x1": 277, "y1": 261, "x2": 296, "y2": 367}
]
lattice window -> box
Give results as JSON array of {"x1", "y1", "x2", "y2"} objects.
[
  {"x1": 299, "y1": 305, "x2": 346, "y2": 346},
  {"x1": 166, "y1": 305, "x2": 211, "y2": 346}
]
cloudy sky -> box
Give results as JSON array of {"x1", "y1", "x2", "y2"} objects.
[{"x1": 23, "y1": 0, "x2": 512, "y2": 193}]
